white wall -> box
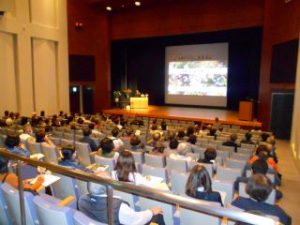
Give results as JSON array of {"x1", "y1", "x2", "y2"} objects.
[
  {"x1": 0, "y1": 0, "x2": 69, "y2": 116},
  {"x1": 291, "y1": 32, "x2": 300, "y2": 171}
]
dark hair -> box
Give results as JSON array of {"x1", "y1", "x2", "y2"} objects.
[
  {"x1": 177, "y1": 129, "x2": 185, "y2": 139},
  {"x1": 114, "y1": 150, "x2": 136, "y2": 182},
  {"x1": 204, "y1": 147, "x2": 217, "y2": 161},
  {"x1": 5, "y1": 134, "x2": 20, "y2": 148},
  {"x1": 261, "y1": 133, "x2": 270, "y2": 142},
  {"x1": 209, "y1": 128, "x2": 217, "y2": 137},
  {"x1": 83, "y1": 128, "x2": 92, "y2": 137},
  {"x1": 61, "y1": 146, "x2": 75, "y2": 161},
  {"x1": 246, "y1": 174, "x2": 272, "y2": 202},
  {"x1": 186, "y1": 165, "x2": 212, "y2": 197},
  {"x1": 35, "y1": 129, "x2": 46, "y2": 143},
  {"x1": 255, "y1": 145, "x2": 270, "y2": 161},
  {"x1": 40, "y1": 110, "x2": 45, "y2": 117},
  {"x1": 88, "y1": 123, "x2": 95, "y2": 130},
  {"x1": 161, "y1": 120, "x2": 167, "y2": 130},
  {"x1": 77, "y1": 117, "x2": 84, "y2": 124},
  {"x1": 111, "y1": 127, "x2": 119, "y2": 137},
  {"x1": 251, "y1": 159, "x2": 268, "y2": 175},
  {"x1": 169, "y1": 139, "x2": 179, "y2": 149},
  {"x1": 130, "y1": 135, "x2": 141, "y2": 146},
  {"x1": 0, "y1": 157, "x2": 9, "y2": 174},
  {"x1": 187, "y1": 134, "x2": 197, "y2": 145},
  {"x1": 186, "y1": 126, "x2": 195, "y2": 137},
  {"x1": 245, "y1": 132, "x2": 252, "y2": 141},
  {"x1": 125, "y1": 127, "x2": 134, "y2": 136},
  {"x1": 100, "y1": 137, "x2": 114, "y2": 155}
]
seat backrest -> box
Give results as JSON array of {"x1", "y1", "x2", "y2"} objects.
[
  {"x1": 73, "y1": 211, "x2": 106, "y2": 225},
  {"x1": 216, "y1": 150, "x2": 230, "y2": 160},
  {"x1": 218, "y1": 145, "x2": 235, "y2": 153},
  {"x1": 245, "y1": 170, "x2": 275, "y2": 183},
  {"x1": 230, "y1": 153, "x2": 251, "y2": 161},
  {"x1": 241, "y1": 143, "x2": 256, "y2": 150},
  {"x1": 51, "y1": 174, "x2": 78, "y2": 201},
  {"x1": 61, "y1": 139, "x2": 75, "y2": 148},
  {"x1": 166, "y1": 157, "x2": 188, "y2": 173},
  {"x1": 1, "y1": 183, "x2": 38, "y2": 225},
  {"x1": 49, "y1": 136, "x2": 61, "y2": 146},
  {"x1": 94, "y1": 155, "x2": 115, "y2": 172},
  {"x1": 114, "y1": 190, "x2": 139, "y2": 210},
  {"x1": 180, "y1": 207, "x2": 221, "y2": 225},
  {"x1": 75, "y1": 142, "x2": 92, "y2": 166},
  {"x1": 144, "y1": 154, "x2": 166, "y2": 168},
  {"x1": 63, "y1": 133, "x2": 74, "y2": 140},
  {"x1": 141, "y1": 164, "x2": 168, "y2": 182},
  {"x1": 239, "y1": 182, "x2": 276, "y2": 204},
  {"x1": 0, "y1": 184, "x2": 12, "y2": 225},
  {"x1": 33, "y1": 196, "x2": 73, "y2": 225},
  {"x1": 170, "y1": 172, "x2": 189, "y2": 195},
  {"x1": 130, "y1": 151, "x2": 144, "y2": 164},
  {"x1": 225, "y1": 159, "x2": 246, "y2": 170},
  {"x1": 27, "y1": 141, "x2": 42, "y2": 155},
  {"x1": 139, "y1": 196, "x2": 175, "y2": 225},
  {"x1": 41, "y1": 143, "x2": 59, "y2": 164},
  {"x1": 217, "y1": 167, "x2": 242, "y2": 182},
  {"x1": 212, "y1": 180, "x2": 234, "y2": 206}
]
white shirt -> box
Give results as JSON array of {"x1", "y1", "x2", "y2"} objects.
[{"x1": 111, "y1": 171, "x2": 144, "y2": 185}]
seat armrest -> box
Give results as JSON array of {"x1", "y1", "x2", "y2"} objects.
[{"x1": 57, "y1": 195, "x2": 75, "y2": 207}]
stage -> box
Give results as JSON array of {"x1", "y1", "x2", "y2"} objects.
[{"x1": 103, "y1": 105, "x2": 262, "y2": 128}]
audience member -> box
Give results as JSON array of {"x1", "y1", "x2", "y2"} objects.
[
  {"x1": 169, "y1": 139, "x2": 179, "y2": 150},
  {"x1": 130, "y1": 135, "x2": 145, "y2": 151},
  {"x1": 110, "y1": 127, "x2": 124, "y2": 151},
  {"x1": 223, "y1": 133, "x2": 240, "y2": 152},
  {"x1": 241, "y1": 132, "x2": 255, "y2": 145},
  {"x1": 59, "y1": 146, "x2": 88, "y2": 171},
  {"x1": 99, "y1": 137, "x2": 119, "y2": 161},
  {"x1": 80, "y1": 128, "x2": 98, "y2": 152},
  {"x1": 35, "y1": 129, "x2": 55, "y2": 146},
  {"x1": 5, "y1": 134, "x2": 30, "y2": 157}
]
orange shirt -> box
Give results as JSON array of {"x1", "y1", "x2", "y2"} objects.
[{"x1": 248, "y1": 156, "x2": 279, "y2": 173}]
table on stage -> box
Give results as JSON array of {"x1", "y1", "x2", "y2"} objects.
[{"x1": 130, "y1": 96, "x2": 149, "y2": 109}]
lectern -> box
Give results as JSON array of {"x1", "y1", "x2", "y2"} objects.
[{"x1": 238, "y1": 101, "x2": 253, "y2": 121}]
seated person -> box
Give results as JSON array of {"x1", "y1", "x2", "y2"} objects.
[
  {"x1": 80, "y1": 128, "x2": 98, "y2": 152},
  {"x1": 110, "y1": 127, "x2": 124, "y2": 151},
  {"x1": 130, "y1": 135, "x2": 145, "y2": 151},
  {"x1": 35, "y1": 129, "x2": 55, "y2": 146},
  {"x1": 147, "y1": 132, "x2": 162, "y2": 147},
  {"x1": 186, "y1": 165, "x2": 223, "y2": 206},
  {"x1": 88, "y1": 123, "x2": 103, "y2": 138},
  {"x1": 78, "y1": 173, "x2": 165, "y2": 225},
  {"x1": 150, "y1": 142, "x2": 165, "y2": 156},
  {"x1": 0, "y1": 156, "x2": 44, "y2": 191},
  {"x1": 176, "y1": 142, "x2": 191, "y2": 156},
  {"x1": 266, "y1": 136, "x2": 278, "y2": 163},
  {"x1": 169, "y1": 139, "x2": 179, "y2": 150},
  {"x1": 198, "y1": 147, "x2": 217, "y2": 164},
  {"x1": 234, "y1": 159, "x2": 282, "y2": 200},
  {"x1": 187, "y1": 134, "x2": 199, "y2": 152},
  {"x1": 99, "y1": 137, "x2": 119, "y2": 161},
  {"x1": 232, "y1": 174, "x2": 291, "y2": 225},
  {"x1": 207, "y1": 127, "x2": 217, "y2": 139},
  {"x1": 122, "y1": 126, "x2": 135, "y2": 140},
  {"x1": 240, "y1": 132, "x2": 255, "y2": 145},
  {"x1": 112, "y1": 150, "x2": 143, "y2": 184},
  {"x1": 5, "y1": 134, "x2": 30, "y2": 157},
  {"x1": 59, "y1": 146, "x2": 89, "y2": 171},
  {"x1": 19, "y1": 123, "x2": 34, "y2": 144},
  {"x1": 223, "y1": 133, "x2": 240, "y2": 152},
  {"x1": 177, "y1": 128, "x2": 186, "y2": 141},
  {"x1": 186, "y1": 126, "x2": 195, "y2": 137}
]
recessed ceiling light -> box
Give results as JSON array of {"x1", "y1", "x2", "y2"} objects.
[
  {"x1": 135, "y1": 1, "x2": 141, "y2": 6},
  {"x1": 106, "y1": 6, "x2": 112, "y2": 11}
]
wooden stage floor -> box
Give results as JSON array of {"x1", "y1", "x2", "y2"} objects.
[{"x1": 103, "y1": 105, "x2": 262, "y2": 128}]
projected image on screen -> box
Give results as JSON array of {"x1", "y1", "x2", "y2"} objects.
[{"x1": 168, "y1": 61, "x2": 227, "y2": 96}]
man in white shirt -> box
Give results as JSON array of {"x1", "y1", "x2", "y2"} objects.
[{"x1": 78, "y1": 173, "x2": 164, "y2": 225}]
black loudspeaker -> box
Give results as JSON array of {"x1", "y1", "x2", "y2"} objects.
[{"x1": 270, "y1": 92, "x2": 294, "y2": 139}]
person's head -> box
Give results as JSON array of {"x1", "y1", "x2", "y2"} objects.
[
  {"x1": 100, "y1": 137, "x2": 114, "y2": 155},
  {"x1": 125, "y1": 127, "x2": 134, "y2": 136},
  {"x1": 215, "y1": 117, "x2": 219, "y2": 123},
  {"x1": 186, "y1": 126, "x2": 195, "y2": 136},
  {"x1": 169, "y1": 139, "x2": 179, "y2": 149},
  {"x1": 114, "y1": 150, "x2": 136, "y2": 182},
  {"x1": 260, "y1": 133, "x2": 270, "y2": 142},
  {"x1": 152, "y1": 132, "x2": 161, "y2": 141},
  {"x1": 230, "y1": 133, "x2": 238, "y2": 142},
  {"x1": 187, "y1": 134, "x2": 197, "y2": 145},
  {"x1": 246, "y1": 174, "x2": 272, "y2": 202},
  {"x1": 40, "y1": 110, "x2": 45, "y2": 117},
  {"x1": 130, "y1": 135, "x2": 141, "y2": 146},
  {"x1": 0, "y1": 157, "x2": 9, "y2": 174},
  {"x1": 209, "y1": 128, "x2": 217, "y2": 136},
  {"x1": 35, "y1": 129, "x2": 46, "y2": 142},
  {"x1": 4, "y1": 110, "x2": 9, "y2": 117},
  {"x1": 151, "y1": 124, "x2": 158, "y2": 131},
  {"x1": 168, "y1": 131, "x2": 176, "y2": 141},
  {"x1": 186, "y1": 165, "x2": 212, "y2": 197},
  {"x1": 267, "y1": 136, "x2": 276, "y2": 146},
  {"x1": 88, "y1": 123, "x2": 95, "y2": 130},
  {"x1": 83, "y1": 128, "x2": 92, "y2": 137},
  {"x1": 152, "y1": 142, "x2": 165, "y2": 154},
  {"x1": 245, "y1": 132, "x2": 252, "y2": 141},
  {"x1": 111, "y1": 127, "x2": 119, "y2": 137},
  {"x1": 255, "y1": 145, "x2": 270, "y2": 160},
  {"x1": 251, "y1": 159, "x2": 268, "y2": 175},
  {"x1": 161, "y1": 120, "x2": 167, "y2": 130},
  {"x1": 177, "y1": 142, "x2": 191, "y2": 155},
  {"x1": 5, "y1": 134, "x2": 20, "y2": 148},
  {"x1": 23, "y1": 123, "x2": 33, "y2": 135},
  {"x1": 204, "y1": 147, "x2": 217, "y2": 161},
  {"x1": 61, "y1": 146, "x2": 75, "y2": 161},
  {"x1": 177, "y1": 129, "x2": 185, "y2": 139},
  {"x1": 77, "y1": 117, "x2": 84, "y2": 125}
]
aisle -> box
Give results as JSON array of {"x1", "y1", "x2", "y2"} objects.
[{"x1": 276, "y1": 140, "x2": 300, "y2": 224}]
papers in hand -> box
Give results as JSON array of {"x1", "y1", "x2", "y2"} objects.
[
  {"x1": 30, "y1": 153, "x2": 44, "y2": 160},
  {"x1": 30, "y1": 174, "x2": 60, "y2": 187}
]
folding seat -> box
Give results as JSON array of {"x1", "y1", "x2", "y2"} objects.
[
  {"x1": 170, "y1": 172, "x2": 189, "y2": 195},
  {"x1": 212, "y1": 179, "x2": 234, "y2": 206},
  {"x1": 1, "y1": 183, "x2": 38, "y2": 225},
  {"x1": 49, "y1": 136, "x2": 61, "y2": 146},
  {"x1": 144, "y1": 154, "x2": 166, "y2": 168},
  {"x1": 185, "y1": 152, "x2": 199, "y2": 161},
  {"x1": 218, "y1": 145, "x2": 235, "y2": 153},
  {"x1": 75, "y1": 142, "x2": 94, "y2": 166},
  {"x1": 61, "y1": 138, "x2": 75, "y2": 148},
  {"x1": 27, "y1": 140, "x2": 42, "y2": 155},
  {"x1": 216, "y1": 150, "x2": 230, "y2": 161},
  {"x1": 130, "y1": 151, "x2": 145, "y2": 164},
  {"x1": 217, "y1": 167, "x2": 242, "y2": 182},
  {"x1": 33, "y1": 196, "x2": 73, "y2": 225},
  {"x1": 73, "y1": 211, "x2": 107, "y2": 225},
  {"x1": 237, "y1": 147, "x2": 254, "y2": 156},
  {"x1": 141, "y1": 164, "x2": 168, "y2": 183},
  {"x1": 241, "y1": 143, "x2": 256, "y2": 151},
  {"x1": 114, "y1": 190, "x2": 139, "y2": 210},
  {"x1": 230, "y1": 152, "x2": 251, "y2": 161},
  {"x1": 63, "y1": 132, "x2": 74, "y2": 140},
  {"x1": 225, "y1": 159, "x2": 247, "y2": 170},
  {"x1": 53, "y1": 130, "x2": 63, "y2": 138},
  {"x1": 94, "y1": 155, "x2": 116, "y2": 172},
  {"x1": 179, "y1": 206, "x2": 221, "y2": 225},
  {"x1": 41, "y1": 143, "x2": 59, "y2": 164},
  {"x1": 166, "y1": 157, "x2": 188, "y2": 173},
  {"x1": 239, "y1": 182, "x2": 276, "y2": 205},
  {"x1": 0, "y1": 183, "x2": 12, "y2": 225}
]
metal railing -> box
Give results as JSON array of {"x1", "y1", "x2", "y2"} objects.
[{"x1": 0, "y1": 149, "x2": 279, "y2": 225}]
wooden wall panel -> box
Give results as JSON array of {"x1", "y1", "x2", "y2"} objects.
[
  {"x1": 68, "y1": 0, "x2": 111, "y2": 112},
  {"x1": 258, "y1": 0, "x2": 300, "y2": 129},
  {"x1": 110, "y1": 0, "x2": 264, "y2": 40}
]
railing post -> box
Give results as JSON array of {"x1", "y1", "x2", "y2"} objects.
[
  {"x1": 107, "y1": 185, "x2": 114, "y2": 225},
  {"x1": 17, "y1": 160, "x2": 26, "y2": 225}
]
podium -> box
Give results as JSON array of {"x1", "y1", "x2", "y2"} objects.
[
  {"x1": 238, "y1": 101, "x2": 253, "y2": 121},
  {"x1": 130, "y1": 97, "x2": 148, "y2": 109}
]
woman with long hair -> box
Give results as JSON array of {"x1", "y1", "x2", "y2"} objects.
[{"x1": 186, "y1": 165, "x2": 223, "y2": 206}]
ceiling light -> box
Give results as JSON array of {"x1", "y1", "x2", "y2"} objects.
[
  {"x1": 106, "y1": 6, "x2": 112, "y2": 11},
  {"x1": 135, "y1": 1, "x2": 141, "y2": 6}
]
